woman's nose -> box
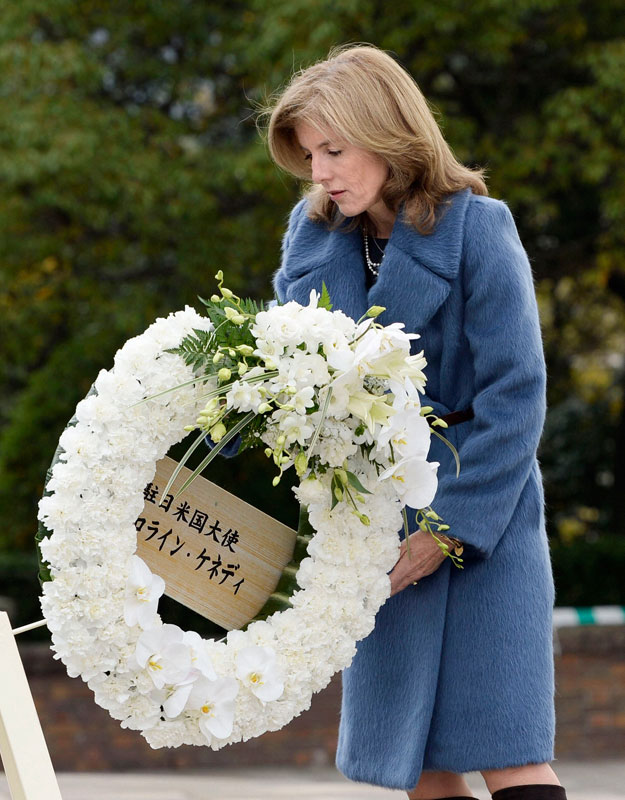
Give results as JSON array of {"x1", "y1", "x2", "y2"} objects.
[{"x1": 310, "y1": 156, "x2": 331, "y2": 185}]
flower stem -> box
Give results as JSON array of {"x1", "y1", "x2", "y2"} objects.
[
  {"x1": 402, "y1": 506, "x2": 411, "y2": 559},
  {"x1": 172, "y1": 411, "x2": 256, "y2": 499},
  {"x1": 306, "y1": 386, "x2": 333, "y2": 460}
]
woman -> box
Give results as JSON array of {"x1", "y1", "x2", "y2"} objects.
[{"x1": 263, "y1": 45, "x2": 566, "y2": 800}]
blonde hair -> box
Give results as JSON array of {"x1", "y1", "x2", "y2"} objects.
[{"x1": 259, "y1": 43, "x2": 488, "y2": 235}]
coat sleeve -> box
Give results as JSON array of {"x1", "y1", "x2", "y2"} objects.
[
  {"x1": 204, "y1": 433, "x2": 241, "y2": 459},
  {"x1": 431, "y1": 198, "x2": 547, "y2": 559},
  {"x1": 273, "y1": 198, "x2": 308, "y2": 303}
]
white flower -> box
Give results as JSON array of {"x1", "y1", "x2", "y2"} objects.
[
  {"x1": 235, "y1": 646, "x2": 284, "y2": 702},
  {"x1": 251, "y1": 302, "x2": 306, "y2": 354},
  {"x1": 291, "y1": 386, "x2": 315, "y2": 414},
  {"x1": 322, "y1": 382, "x2": 351, "y2": 419},
  {"x1": 378, "y1": 455, "x2": 439, "y2": 509},
  {"x1": 161, "y1": 675, "x2": 198, "y2": 719},
  {"x1": 313, "y1": 420, "x2": 358, "y2": 467},
  {"x1": 271, "y1": 351, "x2": 330, "y2": 393},
  {"x1": 226, "y1": 380, "x2": 263, "y2": 413},
  {"x1": 187, "y1": 676, "x2": 239, "y2": 740},
  {"x1": 271, "y1": 410, "x2": 314, "y2": 447},
  {"x1": 124, "y1": 556, "x2": 166, "y2": 629},
  {"x1": 346, "y1": 390, "x2": 396, "y2": 435},
  {"x1": 135, "y1": 625, "x2": 193, "y2": 690},
  {"x1": 293, "y1": 476, "x2": 326, "y2": 506},
  {"x1": 183, "y1": 631, "x2": 218, "y2": 680},
  {"x1": 376, "y1": 408, "x2": 431, "y2": 461}
]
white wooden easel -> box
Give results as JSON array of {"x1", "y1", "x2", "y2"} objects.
[{"x1": 0, "y1": 612, "x2": 62, "y2": 800}]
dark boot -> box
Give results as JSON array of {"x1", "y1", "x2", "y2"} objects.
[{"x1": 492, "y1": 785, "x2": 567, "y2": 800}]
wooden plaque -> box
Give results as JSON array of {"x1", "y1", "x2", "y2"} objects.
[{"x1": 135, "y1": 456, "x2": 297, "y2": 630}]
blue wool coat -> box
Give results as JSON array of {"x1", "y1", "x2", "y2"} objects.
[{"x1": 272, "y1": 188, "x2": 556, "y2": 791}]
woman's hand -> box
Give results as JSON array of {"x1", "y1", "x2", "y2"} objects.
[{"x1": 389, "y1": 530, "x2": 447, "y2": 596}]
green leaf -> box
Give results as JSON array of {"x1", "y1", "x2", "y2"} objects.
[
  {"x1": 318, "y1": 281, "x2": 333, "y2": 311},
  {"x1": 430, "y1": 428, "x2": 460, "y2": 478},
  {"x1": 159, "y1": 428, "x2": 211, "y2": 504},
  {"x1": 346, "y1": 470, "x2": 371, "y2": 494},
  {"x1": 172, "y1": 411, "x2": 255, "y2": 498},
  {"x1": 330, "y1": 475, "x2": 339, "y2": 510}
]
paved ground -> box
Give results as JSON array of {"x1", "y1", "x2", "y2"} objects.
[{"x1": 1, "y1": 762, "x2": 623, "y2": 800}]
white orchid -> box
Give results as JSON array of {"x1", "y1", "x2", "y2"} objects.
[
  {"x1": 161, "y1": 675, "x2": 198, "y2": 719},
  {"x1": 183, "y1": 630, "x2": 218, "y2": 680},
  {"x1": 186, "y1": 676, "x2": 239, "y2": 741},
  {"x1": 378, "y1": 455, "x2": 439, "y2": 509},
  {"x1": 135, "y1": 624, "x2": 193, "y2": 690},
  {"x1": 291, "y1": 386, "x2": 316, "y2": 414},
  {"x1": 388, "y1": 374, "x2": 426, "y2": 410},
  {"x1": 235, "y1": 645, "x2": 284, "y2": 702},
  {"x1": 123, "y1": 556, "x2": 166, "y2": 629},
  {"x1": 376, "y1": 408, "x2": 431, "y2": 461},
  {"x1": 272, "y1": 410, "x2": 315, "y2": 446},
  {"x1": 226, "y1": 379, "x2": 263, "y2": 412}
]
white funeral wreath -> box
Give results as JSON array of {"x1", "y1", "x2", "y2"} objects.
[{"x1": 38, "y1": 296, "x2": 448, "y2": 750}]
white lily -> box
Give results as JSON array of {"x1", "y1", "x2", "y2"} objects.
[
  {"x1": 235, "y1": 645, "x2": 284, "y2": 703},
  {"x1": 346, "y1": 390, "x2": 396, "y2": 436},
  {"x1": 123, "y1": 555, "x2": 165, "y2": 629},
  {"x1": 370, "y1": 349, "x2": 428, "y2": 384},
  {"x1": 186, "y1": 676, "x2": 239, "y2": 740}
]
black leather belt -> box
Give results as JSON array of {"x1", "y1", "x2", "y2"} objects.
[{"x1": 438, "y1": 406, "x2": 474, "y2": 426}]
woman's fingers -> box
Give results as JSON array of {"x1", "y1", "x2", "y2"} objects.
[{"x1": 389, "y1": 531, "x2": 447, "y2": 596}]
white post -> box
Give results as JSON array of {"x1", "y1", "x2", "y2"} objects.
[{"x1": 0, "y1": 612, "x2": 62, "y2": 800}]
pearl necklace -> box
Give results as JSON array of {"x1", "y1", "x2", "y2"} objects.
[{"x1": 364, "y1": 233, "x2": 385, "y2": 278}]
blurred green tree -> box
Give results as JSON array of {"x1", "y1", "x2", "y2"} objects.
[{"x1": 1, "y1": 0, "x2": 624, "y2": 585}]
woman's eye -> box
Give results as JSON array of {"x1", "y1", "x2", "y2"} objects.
[{"x1": 303, "y1": 150, "x2": 341, "y2": 160}]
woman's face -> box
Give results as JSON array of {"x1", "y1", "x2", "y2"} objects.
[{"x1": 294, "y1": 121, "x2": 392, "y2": 231}]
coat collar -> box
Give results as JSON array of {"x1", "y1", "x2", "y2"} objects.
[
  {"x1": 280, "y1": 187, "x2": 472, "y2": 329},
  {"x1": 387, "y1": 186, "x2": 472, "y2": 280}
]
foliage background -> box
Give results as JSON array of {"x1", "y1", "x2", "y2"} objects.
[{"x1": 1, "y1": 0, "x2": 624, "y2": 630}]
